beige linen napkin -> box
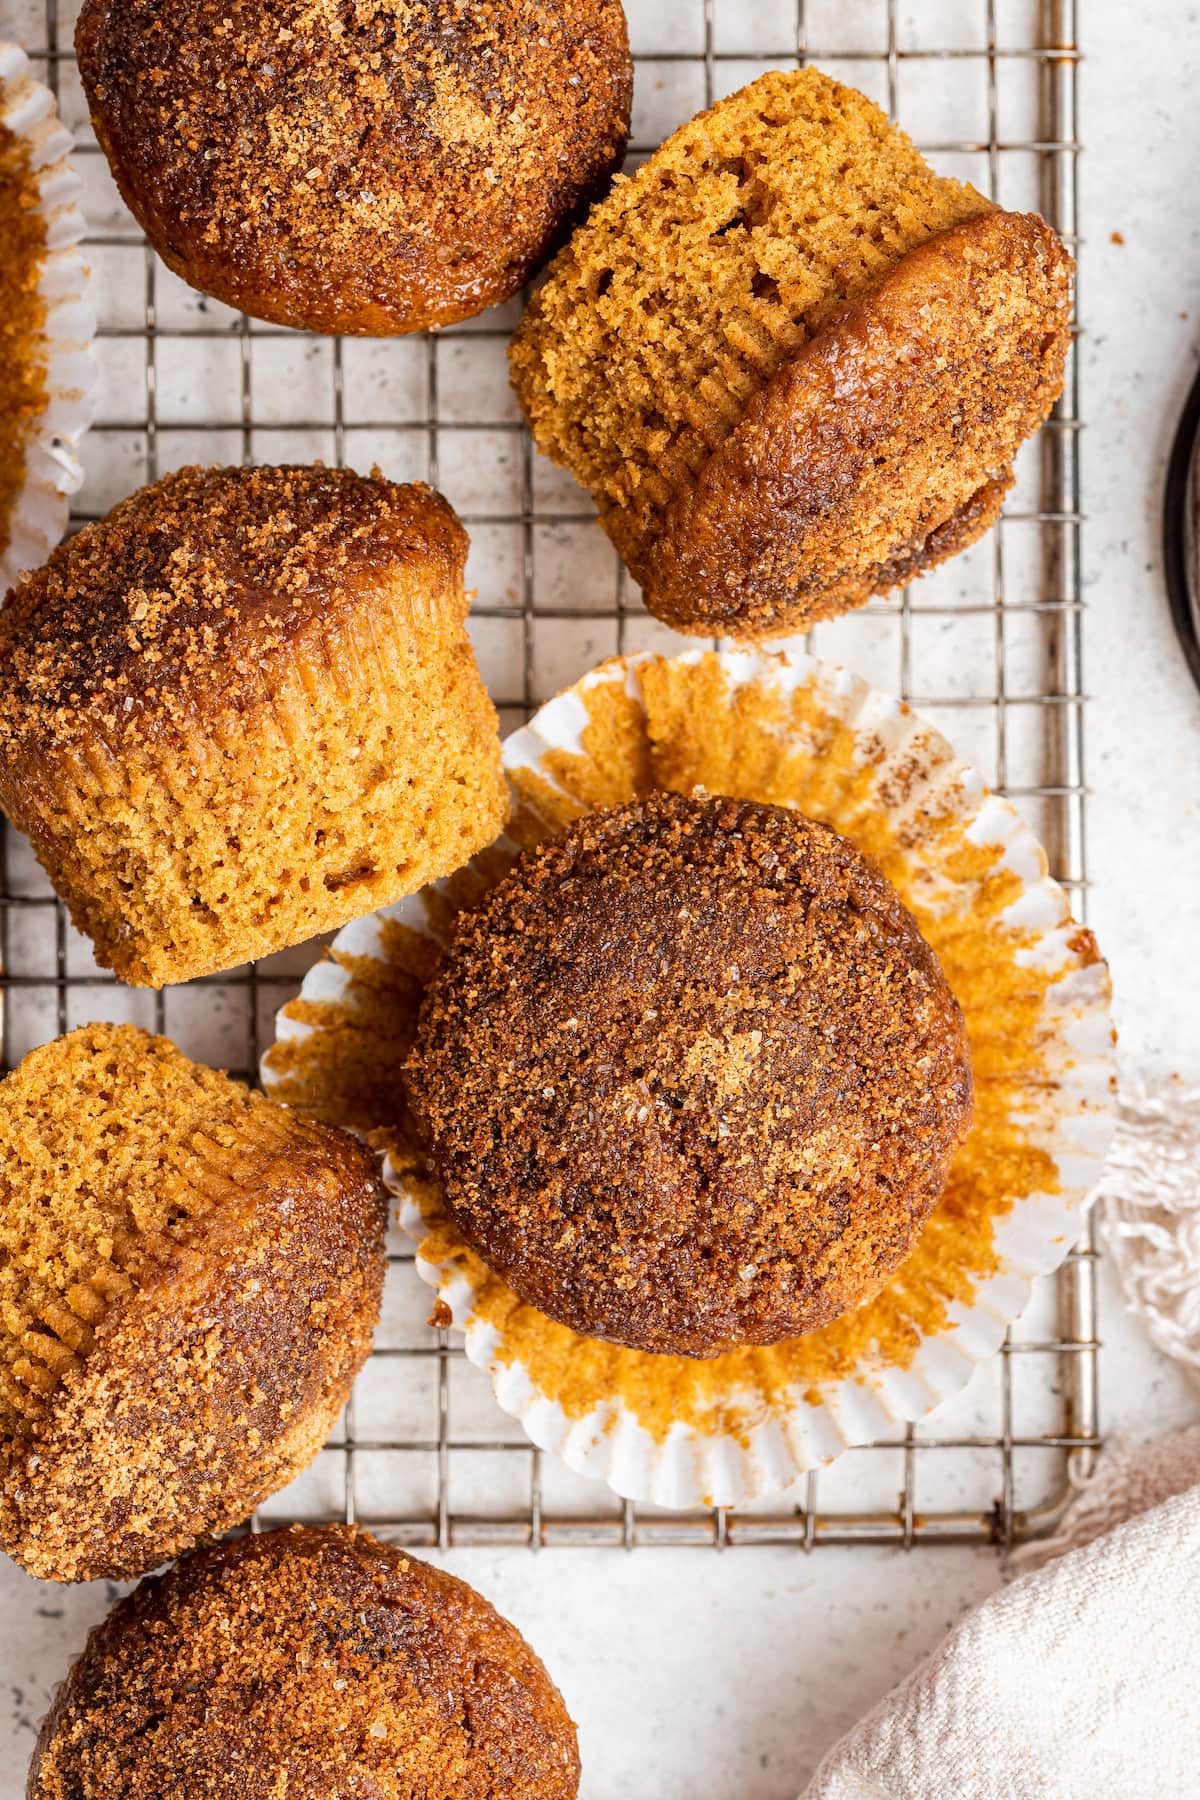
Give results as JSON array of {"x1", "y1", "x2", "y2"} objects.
[
  {"x1": 802, "y1": 1428, "x2": 1200, "y2": 1799},
  {"x1": 804, "y1": 1074, "x2": 1200, "y2": 1799}
]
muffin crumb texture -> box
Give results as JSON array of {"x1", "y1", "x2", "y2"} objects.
[
  {"x1": 0, "y1": 464, "x2": 507, "y2": 984},
  {"x1": 76, "y1": 0, "x2": 632, "y2": 332},
  {"x1": 0, "y1": 1023, "x2": 386, "y2": 1581},
  {"x1": 405, "y1": 791, "x2": 974, "y2": 1356},
  {"x1": 0, "y1": 120, "x2": 49, "y2": 561},
  {"x1": 510, "y1": 67, "x2": 1072, "y2": 635},
  {"x1": 29, "y1": 1524, "x2": 581, "y2": 1798}
]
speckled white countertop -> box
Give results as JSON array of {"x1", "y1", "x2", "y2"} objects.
[{"x1": 2, "y1": 3, "x2": 1199, "y2": 1796}]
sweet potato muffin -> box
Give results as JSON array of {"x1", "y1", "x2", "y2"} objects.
[
  {"x1": 0, "y1": 119, "x2": 48, "y2": 576},
  {"x1": 0, "y1": 464, "x2": 507, "y2": 987},
  {"x1": 0, "y1": 1024, "x2": 386, "y2": 1583},
  {"x1": 75, "y1": 0, "x2": 632, "y2": 335},
  {"x1": 30, "y1": 1524, "x2": 581, "y2": 1798},
  {"x1": 405, "y1": 791, "x2": 974, "y2": 1357},
  {"x1": 509, "y1": 66, "x2": 1073, "y2": 637}
]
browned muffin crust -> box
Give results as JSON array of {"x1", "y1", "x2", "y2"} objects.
[
  {"x1": 30, "y1": 1524, "x2": 581, "y2": 1798},
  {"x1": 0, "y1": 1025, "x2": 387, "y2": 1583},
  {"x1": 0, "y1": 464, "x2": 463, "y2": 742},
  {"x1": 75, "y1": 0, "x2": 632, "y2": 335},
  {"x1": 509, "y1": 67, "x2": 1072, "y2": 637},
  {"x1": 0, "y1": 464, "x2": 507, "y2": 985},
  {"x1": 640, "y1": 211, "x2": 1069, "y2": 635},
  {"x1": 405, "y1": 792, "x2": 974, "y2": 1357}
]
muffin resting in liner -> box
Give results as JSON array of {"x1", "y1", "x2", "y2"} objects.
[
  {"x1": 0, "y1": 1024, "x2": 386, "y2": 1582},
  {"x1": 29, "y1": 1524, "x2": 580, "y2": 1797},
  {"x1": 264, "y1": 649, "x2": 1114, "y2": 1509},
  {"x1": 76, "y1": 0, "x2": 632, "y2": 334},
  {"x1": 0, "y1": 465, "x2": 507, "y2": 987},
  {"x1": 510, "y1": 67, "x2": 1072, "y2": 639},
  {"x1": 0, "y1": 41, "x2": 95, "y2": 592}
]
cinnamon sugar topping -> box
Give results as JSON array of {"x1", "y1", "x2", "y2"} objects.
[
  {"x1": 265, "y1": 652, "x2": 1110, "y2": 1450},
  {"x1": 0, "y1": 464, "x2": 465, "y2": 744},
  {"x1": 405, "y1": 792, "x2": 974, "y2": 1357},
  {"x1": 30, "y1": 1525, "x2": 580, "y2": 1796},
  {"x1": 76, "y1": 0, "x2": 632, "y2": 334}
]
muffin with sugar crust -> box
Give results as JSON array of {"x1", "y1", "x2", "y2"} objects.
[
  {"x1": 0, "y1": 1023, "x2": 386, "y2": 1583},
  {"x1": 405, "y1": 790, "x2": 974, "y2": 1357},
  {"x1": 0, "y1": 463, "x2": 507, "y2": 986},
  {"x1": 29, "y1": 1525, "x2": 580, "y2": 1798},
  {"x1": 75, "y1": 0, "x2": 633, "y2": 335},
  {"x1": 509, "y1": 65, "x2": 1073, "y2": 638}
]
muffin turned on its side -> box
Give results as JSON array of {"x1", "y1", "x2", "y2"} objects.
[
  {"x1": 29, "y1": 1525, "x2": 581, "y2": 1799},
  {"x1": 0, "y1": 1024, "x2": 386, "y2": 1583},
  {"x1": 0, "y1": 464, "x2": 507, "y2": 986},
  {"x1": 405, "y1": 792, "x2": 974, "y2": 1358},
  {"x1": 76, "y1": 0, "x2": 632, "y2": 334},
  {"x1": 510, "y1": 66, "x2": 1073, "y2": 638}
]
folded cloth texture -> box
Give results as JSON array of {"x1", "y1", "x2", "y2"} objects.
[
  {"x1": 802, "y1": 1427, "x2": 1200, "y2": 1799},
  {"x1": 1099, "y1": 1075, "x2": 1200, "y2": 1379}
]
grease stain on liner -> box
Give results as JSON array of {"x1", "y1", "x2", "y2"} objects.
[
  {"x1": 264, "y1": 649, "x2": 1115, "y2": 1509},
  {"x1": 0, "y1": 40, "x2": 95, "y2": 593}
]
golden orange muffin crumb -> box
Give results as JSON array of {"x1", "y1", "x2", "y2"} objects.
[
  {"x1": 0, "y1": 1024, "x2": 386, "y2": 1582},
  {"x1": 405, "y1": 792, "x2": 973, "y2": 1356},
  {"x1": 76, "y1": 0, "x2": 632, "y2": 334},
  {"x1": 509, "y1": 67, "x2": 1072, "y2": 637},
  {"x1": 30, "y1": 1524, "x2": 581, "y2": 1798},
  {"x1": 0, "y1": 464, "x2": 508, "y2": 986},
  {"x1": 0, "y1": 120, "x2": 49, "y2": 565}
]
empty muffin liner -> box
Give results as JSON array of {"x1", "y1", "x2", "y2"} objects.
[
  {"x1": 0, "y1": 41, "x2": 95, "y2": 592},
  {"x1": 264, "y1": 648, "x2": 1115, "y2": 1509}
]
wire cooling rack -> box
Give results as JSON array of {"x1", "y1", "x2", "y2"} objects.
[{"x1": 4, "y1": 0, "x2": 1091, "y2": 1548}]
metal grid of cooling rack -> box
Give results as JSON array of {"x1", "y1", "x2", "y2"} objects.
[{"x1": 5, "y1": 0, "x2": 1093, "y2": 1548}]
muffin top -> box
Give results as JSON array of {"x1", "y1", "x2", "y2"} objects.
[
  {"x1": 0, "y1": 1023, "x2": 386, "y2": 1581},
  {"x1": 0, "y1": 464, "x2": 466, "y2": 750},
  {"x1": 0, "y1": 1021, "x2": 373, "y2": 1434},
  {"x1": 510, "y1": 66, "x2": 1071, "y2": 637},
  {"x1": 30, "y1": 1524, "x2": 581, "y2": 1799},
  {"x1": 405, "y1": 792, "x2": 974, "y2": 1357},
  {"x1": 76, "y1": 0, "x2": 632, "y2": 334},
  {"x1": 511, "y1": 66, "x2": 991, "y2": 565}
]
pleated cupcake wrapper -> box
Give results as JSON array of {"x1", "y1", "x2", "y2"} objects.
[
  {"x1": 0, "y1": 41, "x2": 95, "y2": 591},
  {"x1": 266, "y1": 648, "x2": 1115, "y2": 1509}
]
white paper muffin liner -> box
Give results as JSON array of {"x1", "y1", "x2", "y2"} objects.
[
  {"x1": 265, "y1": 648, "x2": 1115, "y2": 1508},
  {"x1": 0, "y1": 41, "x2": 95, "y2": 592}
]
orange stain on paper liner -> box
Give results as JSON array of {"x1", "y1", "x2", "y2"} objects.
[{"x1": 266, "y1": 653, "x2": 1107, "y2": 1447}]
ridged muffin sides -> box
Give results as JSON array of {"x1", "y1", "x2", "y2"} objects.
[
  {"x1": 510, "y1": 67, "x2": 1072, "y2": 637},
  {"x1": 0, "y1": 1024, "x2": 386, "y2": 1582},
  {"x1": 0, "y1": 465, "x2": 507, "y2": 986},
  {"x1": 30, "y1": 1525, "x2": 581, "y2": 1798},
  {"x1": 76, "y1": 0, "x2": 632, "y2": 334}
]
